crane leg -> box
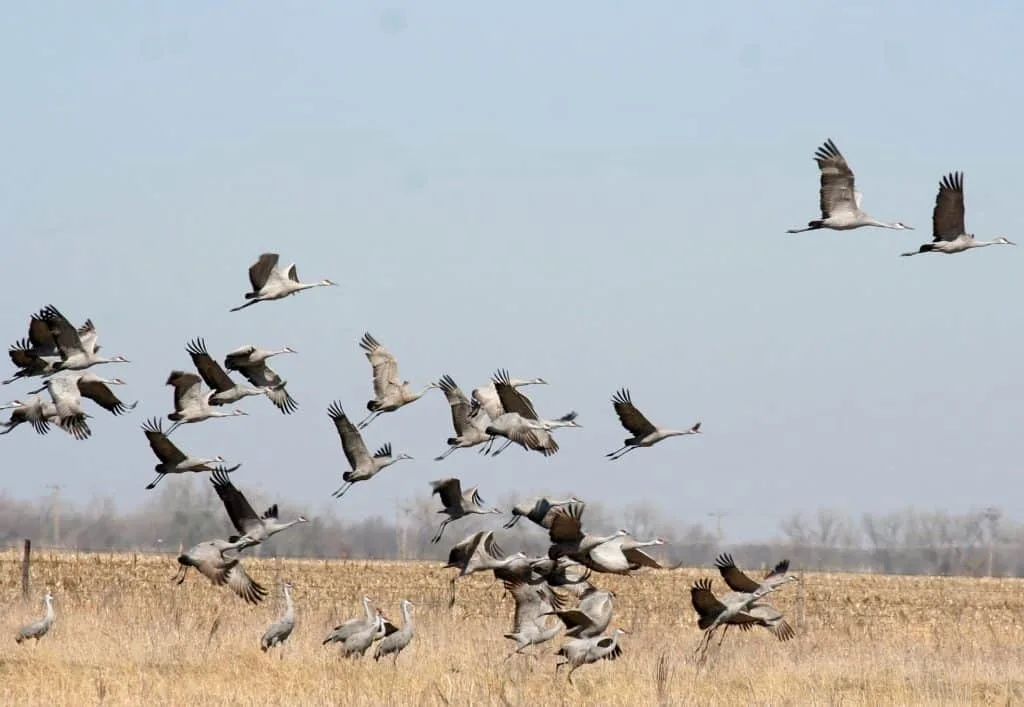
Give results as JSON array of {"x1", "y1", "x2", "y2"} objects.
[
  {"x1": 434, "y1": 446, "x2": 457, "y2": 462},
  {"x1": 480, "y1": 437, "x2": 495, "y2": 454},
  {"x1": 605, "y1": 444, "x2": 629, "y2": 459},
  {"x1": 717, "y1": 624, "x2": 729, "y2": 647},
  {"x1": 447, "y1": 577, "x2": 458, "y2": 608},
  {"x1": 431, "y1": 519, "x2": 450, "y2": 544},
  {"x1": 332, "y1": 482, "x2": 353, "y2": 499},
  {"x1": 567, "y1": 665, "x2": 578, "y2": 685},
  {"x1": 172, "y1": 565, "x2": 188, "y2": 584},
  {"x1": 355, "y1": 411, "x2": 380, "y2": 429},
  {"x1": 166, "y1": 420, "x2": 182, "y2": 435},
  {"x1": 491, "y1": 439, "x2": 513, "y2": 456},
  {"x1": 145, "y1": 473, "x2": 165, "y2": 490},
  {"x1": 607, "y1": 445, "x2": 638, "y2": 461}
]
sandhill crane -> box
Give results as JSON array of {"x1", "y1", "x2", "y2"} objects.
[
  {"x1": 141, "y1": 417, "x2": 240, "y2": 489},
  {"x1": 36, "y1": 374, "x2": 92, "y2": 440},
  {"x1": 210, "y1": 469, "x2": 308, "y2": 545},
  {"x1": 442, "y1": 530, "x2": 529, "y2": 606},
  {"x1": 714, "y1": 553, "x2": 798, "y2": 595},
  {"x1": 429, "y1": 477, "x2": 501, "y2": 543},
  {"x1": 483, "y1": 369, "x2": 580, "y2": 456},
  {"x1": 261, "y1": 581, "x2": 296, "y2": 656},
  {"x1": 787, "y1": 139, "x2": 912, "y2": 234},
  {"x1": 527, "y1": 556, "x2": 594, "y2": 590},
  {"x1": 327, "y1": 401, "x2": 412, "y2": 499},
  {"x1": 434, "y1": 374, "x2": 491, "y2": 460},
  {"x1": 323, "y1": 597, "x2": 376, "y2": 645},
  {"x1": 356, "y1": 332, "x2": 439, "y2": 429},
  {"x1": 229, "y1": 252, "x2": 337, "y2": 312},
  {"x1": 901, "y1": 172, "x2": 1016, "y2": 256},
  {"x1": 340, "y1": 611, "x2": 385, "y2": 658},
  {"x1": 165, "y1": 370, "x2": 248, "y2": 434},
  {"x1": 222, "y1": 344, "x2": 299, "y2": 414},
  {"x1": 173, "y1": 535, "x2": 267, "y2": 604},
  {"x1": 546, "y1": 502, "x2": 628, "y2": 561},
  {"x1": 555, "y1": 628, "x2": 627, "y2": 684},
  {"x1": 37, "y1": 305, "x2": 130, "y2": 371},
  {"x1": 6, "y1": 311, "x2": 102, "y2": 385},
  {"x1": 502, "y1": 579, "x2": 567, "y2": 659},
  {"x1": 543, "y1": 583, "x2": 615, "y2": 639},
  {"x1": 15, "y1": 591, "x2": 54, "y2": 644},
  {"x1": 504, "y1": 496, "x2": 582, "y2": 530},
  {"x1": 374, "y1": 599, "x2": 414, "y2": 663},
  {"x1": 732, "y1": 600, "x2": 795, "y2": 642},
  {"x1": 689, "y1": 578, "x2": 782, "y2": 660},
  {"x1": 472, "y1": 375, "x2": 547, "y2": 420},
  {"x1": 185, "y1": 338, "x2": 267, "y2": 405},
  {"x1": 29, "y1": 372, "x2": 137, "y2": 417},
  {"x1": 0, "y1": 396, "x2": 63, "y2": 437},
  {"x1": 606, "y1": 388, "x2": 701, "y2": 460},
  {"x1": 581, "y1": 534, "x2": 667, "y2": 575}
]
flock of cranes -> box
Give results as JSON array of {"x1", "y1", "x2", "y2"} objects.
[{"x1": 7, "y1": 138, "x2": 1014, "y2": 678}]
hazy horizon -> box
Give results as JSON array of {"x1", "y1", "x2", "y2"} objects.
[{"x1": 3, "y1": 3, "x2": 1023, "y2": 544}]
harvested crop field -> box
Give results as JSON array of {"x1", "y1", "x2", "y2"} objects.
[{"x1": 3, "y1": 549, "x2": 1024, "y2": 706}]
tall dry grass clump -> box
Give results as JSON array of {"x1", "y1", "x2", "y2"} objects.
[{"x1": 4, "y1": 548, "x2": 1024, "y2": 705}]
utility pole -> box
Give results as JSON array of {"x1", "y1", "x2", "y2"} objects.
[
  {"x1": 46, "y1": 484, "x2": 62, "y2": 547},
  {"x1": 707, "y1": 510, "x2": 728, "y2": 545},
  {"x1": 984, "y1": 506, "x2": 1001, "y2": 577}
]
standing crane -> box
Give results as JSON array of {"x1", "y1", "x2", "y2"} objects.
[
  {"x1": 605, "y1": 388, "x2": 701, "y2": 460},
  {"x1": 555, "y1": 628, "x2": 627, "y2": 685},
  {"x1": 260, "y1": 581, "x2": 296, "y2": 656},
  {"x1": 323, "y1": 597, "x2": 377, "y2": 646},
  {"x1": 373, "y1": 599, "x2": 415, "y2": 663},
  {"x1": 356, "y1": 332, "x2": 439, "y2": 429},
  {"x1": 173, "y1": 536, "x2": 267, "y2": 604},
  {"x1": 229, "y1": 252, "x2": 337, "y2": 312},
  {"x1": 901, "y1": 172, "x2": 1016, "y2": 256},
  {"x1": 141, "y1": 417, "x2": 240, "y2": 489},
  {"x1": 787, "y1": 139, "x2": 912, "y2": 234},
  {"x1": 210, "y1": 469, "x2": 308, "y2": 545},
  {"x1": 37, "y1": 305, "x2": 130, "y2": 372},
  {"x1": 327, "y1": 401, "x2": 412, "y2": 499},
  {"x1": 165, "y1": 370, "x2": 248, "y2": 434},
  {"x1": 222, "y1": 344, "x2": 298, "y2": 414},
  {"x1": 434, "y1": 374, "x2": 491, "y2": 460},
  {"x1": 429, "y1": 477, "x2": 501, "y2": 543},
  {"x1": 15, "y1": 591, "x2": 55, "y2": 644}
]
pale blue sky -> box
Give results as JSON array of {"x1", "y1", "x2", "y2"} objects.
[{"x1": 2, "y1": 2, "x2": 1023, "y2": 542}]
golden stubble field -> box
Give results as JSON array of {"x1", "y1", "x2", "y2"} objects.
[{"x1": 3, "y1": 549, "x2": 1024, "y2": 706}]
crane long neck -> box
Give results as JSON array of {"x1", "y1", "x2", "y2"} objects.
[
  {"x1": 283, "y1": 587, "x2": 294, "y2": 618},
  {"x1": 43, "y1": 597, "x2": 54, "y2": 622},
  {"x1": 400, "y1": 602, "x2": 412, "y2": 628}
]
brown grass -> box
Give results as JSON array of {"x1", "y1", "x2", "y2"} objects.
[{"x1": 3, "y1": 548, "x2": 1024, "y2": 706}]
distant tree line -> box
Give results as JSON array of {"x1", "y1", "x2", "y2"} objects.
[{"x1": 1, "y1": 482, "x2": 1020, "y2": 576}]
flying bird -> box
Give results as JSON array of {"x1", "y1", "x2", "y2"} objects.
[
  {"x1": 223, "y1": 344, "x2": 299, "y2": 414},
  {"x1": 606, "y1": 388, "x2": 701, "y2": 460},
  {"x1": 356, "y1": 332, "x2": 438, "y2": 429},
  {"x1": 229, "y1": 252, "x2": 337, "y2": 312},
  {"x1": 141, "y1": 417, "x2": 240, "y2": 490},
  {"x1": 787, "y1": 139, "x2": 912, "y2": 234},
  {"x1": 901, "y1": 172, "x2": 1016, "y2": 256},
  {"x1": 327, "y1": 401, "x2": 412, "y2": 499}
]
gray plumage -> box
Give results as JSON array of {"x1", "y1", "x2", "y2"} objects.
[
  {"x1": 36, "y1": 304, "x2": 130, "y2": 372},
  {"x1": 173, "y1": 535, "x2": 267, "y2": 605},
  {"x1": 141, "y1": 417, "x2": 240, "y2": 490},
  {"x1": 341, "y1": 613, "x2": 384, "y2": 658},
  {"x1": 211, "y1": 469, "x2": 308, "y2": 545},
  {"x1": 543, "y1": 582, "x2": 615, "y2": 639},
  {"x1": 503, "y1": 579, "x2": 567, "y2": 658},
  {"x1": 186, "y1": 338, "x2": 268, "y2": 405},
  {"x1": 714, "y1": 553, "x2": 798, "y2": 595},
  {"x1": 555, "y1": 627, "x2": 627, "y2": 684},
  {"x1": 261, "y1": 582, "x2": 296, "y2": 653},
  {"x1": 327, "y1": 401, "x2": 412, "y2": 499},
  {"x1": 429, "y1": 477, "x2": 502, "y2": 544},
  {"x1": 15, "y1": 592, "x2": 54, "y2": 644},
  {"x1": 546, "y1": 501, "x2": 628, "y2": 561},
  {"x1": 165, "y1": 370, "x2": 248, "y2": 434},
  {"x1": 503, "y1": 495, "x2": 582, "y2": 530},
  {"x1": 606, "y1": 388, "x2": 701, "y2": 460},
  {"x1": 222, "y1": 343, "x2": 299, "y2": 414},
  {"x1": 434, "y1": 374, "x2": 491, "y2": 460},
  {"x1": 356, "y1": 332, "x2": 439, "y2": 429},
  {"x1": 374, "y1": 599, "x2": 414, "y2": 662},
  {"x1": 323, "y1": 597, "x2": 376, "y2": 645},
  {"x1": 229, "y1": 252, "x2": 337, "y2": 312},
  {"x1": 0, "y1": 396, "x2": 63, "y2": 437},
  {"x1": 901, "y1": 172, "x2": 1016, "y2": 256}
]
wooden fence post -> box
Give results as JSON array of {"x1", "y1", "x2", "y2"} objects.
[{"x1": 22, "y1": 539, "x2": 31, "y2": 600}]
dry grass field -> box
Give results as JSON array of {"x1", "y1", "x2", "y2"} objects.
[{"x1": 3, "y1": 549, "x2": 1024, "y2": 706}]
